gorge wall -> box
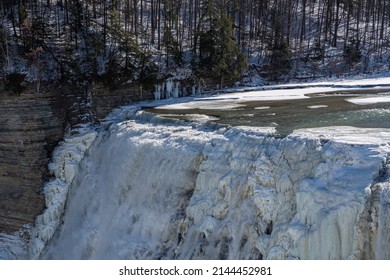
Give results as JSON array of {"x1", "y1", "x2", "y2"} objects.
[
  {"x1": 0, "y1": 93, "x2": 64, "y2": 233},
  {"x1": 0, "y1": 84, "x2": 155, "y2": 234}
]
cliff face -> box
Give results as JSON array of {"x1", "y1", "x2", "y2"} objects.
[
  {"x1": 92, "y1": 86, "x2": 153, "y2": 118},
  {"x1": 0, "y1": 85, "x2": 153, "y2": 234},
  {"x1": 0, "y1": 93, "x2": 65, "y2": 233}
]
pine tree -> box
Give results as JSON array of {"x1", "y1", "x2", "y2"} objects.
[{"x1": 197, "y1": 7, "x2": 246, "y2": 87}]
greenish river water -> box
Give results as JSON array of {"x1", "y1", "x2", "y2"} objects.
[{"x1": 148, "y1": 91, "x2": 390, "y2": 135}]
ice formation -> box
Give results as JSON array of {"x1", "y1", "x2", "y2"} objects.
[
  {"x1": 154, "y1": 80, "x2": 183, "y2": 100},
  {"x1": 36, "y1": 107, "x2": 390, "y2": 260},
  {"x1": 0, "y1": 232, "x2": 28, "y2": 259},
  {"x1": 153, "y1": 80, "x2": 205, "y2": 100},
  {"x1": 28, "y1": 129, "x2": 97, "y2": 259}
]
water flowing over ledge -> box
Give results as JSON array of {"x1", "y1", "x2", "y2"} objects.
[{"x1": 23, "y1": 105, "x2": 390, "y2": 260}]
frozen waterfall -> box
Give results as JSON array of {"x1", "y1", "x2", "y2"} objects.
[{"x1": 31, "y1": 108, "x2": 390, "y2": 260}]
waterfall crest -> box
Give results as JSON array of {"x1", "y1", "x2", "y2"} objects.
[{"x1": 35, "y1": 109, "x2": 390, "y2": 260}]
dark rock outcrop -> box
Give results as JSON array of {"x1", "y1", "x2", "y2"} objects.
[{"x1": 0, "y1": 93, "x2": 65, "y2": 233}]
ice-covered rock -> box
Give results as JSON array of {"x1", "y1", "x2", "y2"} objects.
[
  {"x1": 0, "y1": 232, "x2": 28, "y2": 260},
  {"x1": 36, "y1": 108, "x2": 390, "y2": 260},
  {"x1": 29, "y1": 130, "x2": 98, "y2": 259}
]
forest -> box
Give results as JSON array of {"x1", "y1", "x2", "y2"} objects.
[{"x1": 1, "y1": 0, "x2": 390, "y2": 92}]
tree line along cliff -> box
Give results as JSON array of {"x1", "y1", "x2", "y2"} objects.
[{"x1": 1, "y1": 0, "x2": 390, "y2": 92}]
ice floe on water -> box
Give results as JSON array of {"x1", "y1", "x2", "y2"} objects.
[
  {"x1": 307, "y1": 105, "x2": 329, "y2": 109},
  {"x1": 255, "y1": 106, "x2": 271, "y2": 110},
  {"x1": 347, "y1": 96, "x2": 390, "y2": 105}
]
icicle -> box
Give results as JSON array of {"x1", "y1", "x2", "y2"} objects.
[
  {"x1": 154, "y1": 85, "x2": 161, "y2": 100},
  {"x1": 166, "y1": 80, "x2": 173, "y2": 98},
  {"x1": 173, "y1": 82, "x2": 180, "y2": 98}
]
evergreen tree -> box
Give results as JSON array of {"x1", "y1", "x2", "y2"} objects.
[
  {"x1": 197, "y1": 10, "x2": 246, "y2": 87},
  {"x1": 0, "y1": 24, "x2": 7, "y2": 77},
  {"x1": 2, "y1": 0, "x2": 390, "y2": 87}
]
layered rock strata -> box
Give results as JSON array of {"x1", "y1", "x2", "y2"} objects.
[{"x1": 0, "y1": 93, "x2": 64, "y2": 232}]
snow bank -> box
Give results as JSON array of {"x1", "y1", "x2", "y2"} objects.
[
  {"x1": 38, "y1": 106, "x2": 390, "y2": 260},
  {"x1": 152, "y1": 75, "x2": 390, "y2": 110}
]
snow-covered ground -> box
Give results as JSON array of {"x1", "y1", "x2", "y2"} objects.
[
  {"x1": 2, "y1": 74, "x2": 390, "y2": 260},
  {"x1": 153, "y1": 74, "x2": 390, "y2": 110}
]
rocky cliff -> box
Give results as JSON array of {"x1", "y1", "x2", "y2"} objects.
[
  {"x1": 0, "y1": 92, "x2": 65, "y2": 233},
  {"x1": 0, "y1": 85, "x2": 152, "y2": 234}
]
